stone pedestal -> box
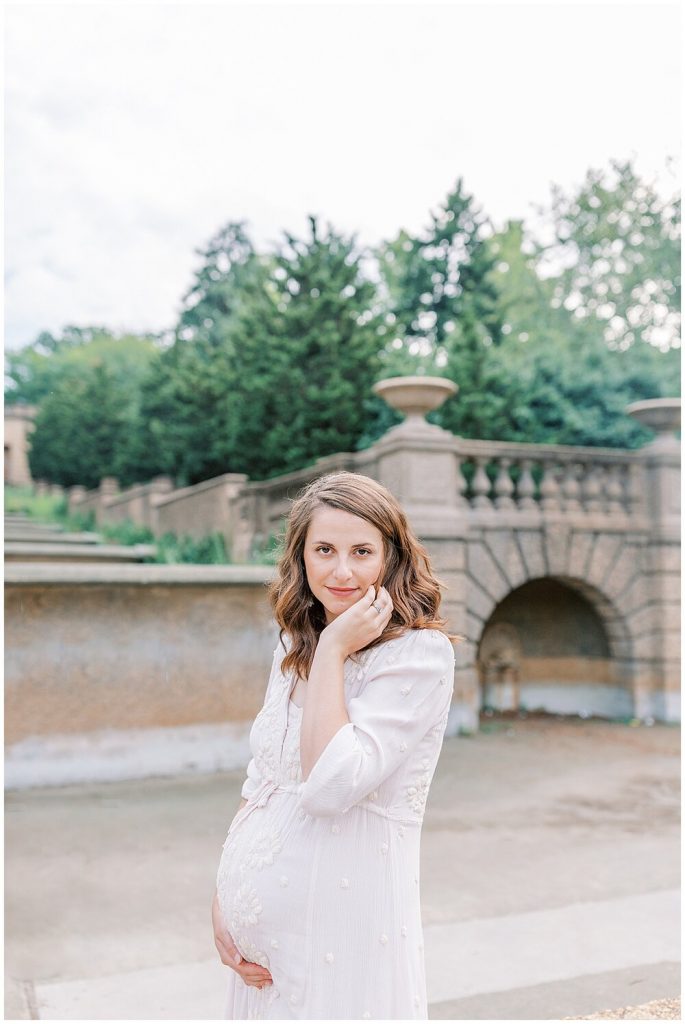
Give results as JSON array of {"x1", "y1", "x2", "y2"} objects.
[{"x1": 627, "y1": 399, "x2": 681, "y2": 722}]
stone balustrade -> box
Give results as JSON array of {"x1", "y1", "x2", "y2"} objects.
[{"x1": 452, "y1": 440, "x2": 646, "y2": 519}]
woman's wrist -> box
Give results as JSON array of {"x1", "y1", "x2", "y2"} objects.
[{"x1": 317, "y1": 629, "x2": 348, "y2": 663}]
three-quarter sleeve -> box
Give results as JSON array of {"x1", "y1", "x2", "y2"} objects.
[
  {"x1": 297, "y1": 629, "x2": 455, "y2": 818},
  {"x1": 239, "y1": 636, "x2": 287, "y2": 801}
]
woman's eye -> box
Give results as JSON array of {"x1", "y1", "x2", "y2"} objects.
[
  {"x1": 317, "y1": 546, "x2": 331, "y2": 554},
  {"x1": 357, "y1": 548, "x2": 371, "y2": 556}
]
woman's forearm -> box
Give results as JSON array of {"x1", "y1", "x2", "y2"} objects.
[{"x1": 300, "y1": 634, "x2": 350, "y2": 781}]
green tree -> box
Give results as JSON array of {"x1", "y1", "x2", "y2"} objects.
[
  {"x1": 227, "y1": 216, "x2": 385, "y2": 478},
  {"x1": 27, "y1": 362, "x2": 132, "y2": 489},
  {"x1": 118, "y1": 223, "x2": 261, "y2": 486},
  {"x1": 176, "y1": 221, "x2": 260, "y2": 349},
  {"x1": 376, "y1": 179, "x2": 506, "y2": 439},
  {"x1": 532, "y1": 156, "x2": 680, "y2": 352},
  {"x1": 5, "y1": 326, "x2": 160, "y2": 406},
  {"x1": 480, "y1": 214, "x2": 679, "y2": 447}
]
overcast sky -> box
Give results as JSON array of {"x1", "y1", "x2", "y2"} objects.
[{"x1": 4, "y1": 1, "x2": 681, "y2": 351}]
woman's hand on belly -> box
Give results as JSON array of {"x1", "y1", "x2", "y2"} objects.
[{"x1": 212, "y1": 889, "x2": 273, "y2": 988}]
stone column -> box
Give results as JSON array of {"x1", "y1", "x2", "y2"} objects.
[
  {"x1": 627, "y1": 399, "x2": 681, "y2": 722},
  {"x1": 148, "y1": 476, "x2": 175, "y2": 533},
  {"x1": 98, "y1": 477, "x2": 119, "y2": 525},
  {"x1": 68, "y1": 485, "x2": 87, "y2": 516},
  {"x1": 364, "y1": 377, "x2": 477, "y2": 733}
]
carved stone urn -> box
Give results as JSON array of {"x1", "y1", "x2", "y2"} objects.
[
  {"x1": 372, "y1": 375, "x2": 457, "y2": 435},
  {"x1": 626, "y1": 398, "x2": 681, "y2": 451}
]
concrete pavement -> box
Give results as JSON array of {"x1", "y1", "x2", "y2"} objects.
[{"x1": 5, "y1": 716, "x2": 680, "y2": 1019}]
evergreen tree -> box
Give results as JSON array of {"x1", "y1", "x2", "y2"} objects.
[
  {"x1": 118, "y1": 223, "x2": 260, "y2": 486},
  {"x1": 376, "y1": 179, "x2": 506, "y2": 439},
  {"x1": 227, "y1": 216, "x2": 385, "y2": 478}
]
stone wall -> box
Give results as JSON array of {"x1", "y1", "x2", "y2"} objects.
[{"x1": 5, "y1": 564, "x2": 278, "y2": 744}]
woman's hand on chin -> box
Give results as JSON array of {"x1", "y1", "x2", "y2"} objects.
[{"x1": 319, "y1": 584, "x2": 394, "y2": 659}]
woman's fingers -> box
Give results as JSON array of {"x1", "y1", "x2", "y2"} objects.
[{"x1": 237, "y1": 962, "x2": 273, "y2": 988}]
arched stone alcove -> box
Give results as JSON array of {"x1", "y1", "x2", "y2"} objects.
[{"x1": 477, "y1": 577, "x2": 633, "y2": 719}]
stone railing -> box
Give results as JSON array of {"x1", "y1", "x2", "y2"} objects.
[
  {"x1": 102, "y1": 476, "x2": 174, "y2": 530},
  {"x1": 453, "y1": 440, "x2": 645, "y2": 519},
  {"x1": 60, "y1": 380, "x2": 678, "y2": 556}
]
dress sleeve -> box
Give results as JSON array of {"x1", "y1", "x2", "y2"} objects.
[
  {"x1": 297, "y1": 629, "x2": 455, "y2": 818},
  {"x1": 239, "y1": 635, "x2": 288, "y2": 801}
]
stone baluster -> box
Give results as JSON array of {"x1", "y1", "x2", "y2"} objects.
[
  {"x1": 582, "y1": 465, "x2": 604, "y2": 514},
  {"x1": 493, "y1": 458, "x2": 515, "y2": 509},
  {"x1": 472, "y1": 457, "x2": 493, "y2": 509},
  {"x1": 516, "y1": 459, "x2": 537, "y2": 509},
  {"x1": 624, "y1": 461, "x2": 645, "y2": 516},
  {"x1": 560, "y1": 462, "x2": 582, "y2": 512},
  {"x1": 605, "y1": 463, "x2": 625, "y2": 514},
  {"x1": 539, "y1": 461, "x2": 562, "y2": 512},
  {"x1": 455, "y1": 456, "x2": 469, "y2": 508}
]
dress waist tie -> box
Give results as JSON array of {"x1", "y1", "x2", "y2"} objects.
[{"x1": 226, "y1": 777, "x2": 302, "y2": 838}]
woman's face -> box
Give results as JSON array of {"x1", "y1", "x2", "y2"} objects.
[{"x1": 303, "y1": 506, "x2": 385, "y2": 624}]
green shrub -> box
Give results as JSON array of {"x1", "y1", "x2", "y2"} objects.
[
  {"x1": 148, "y1": 531, "x2": 230, "y2": 564},
  {"x1": 4, "y1": 485, "x2": 67, "y2": 521}
]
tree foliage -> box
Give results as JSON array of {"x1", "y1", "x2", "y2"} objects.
[
  {"x1": 5, "y1": 325, "x2": 160, "y2": 406},
  {"x1": 532, "y1": 157, "x2": 680, "y2": 352},
  {"x1": 27, "y1": 362, "x2": 132, "y2": 489},
  {"x1": 17, "y1": 157, "x2": 680, "y2": 492},
  {"x1": 226, "y1": 216, "x2": 385, "y2": 478}
]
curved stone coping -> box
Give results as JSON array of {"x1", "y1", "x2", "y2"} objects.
[{"x1": 5, "y1": 562, "x2": 277, "y2": 585}]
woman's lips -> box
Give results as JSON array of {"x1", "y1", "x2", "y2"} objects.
[{"x1": 327, "y1": 587, "x2": 357, "y2": 595}]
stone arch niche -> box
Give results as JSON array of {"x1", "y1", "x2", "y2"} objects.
[{"x1": 477, "y1": 577, "x2": 633, "y2": 719}]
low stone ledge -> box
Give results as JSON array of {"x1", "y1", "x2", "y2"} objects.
[
  {"x1": 4, "y1": 531, "x2": 102, "y2": 544},
  {"x1": 4, "y1": 543, "x2": 157, "y2": 563},
  {"x1": 4, "y1": 561, "x2": 276, "y2": 585}
]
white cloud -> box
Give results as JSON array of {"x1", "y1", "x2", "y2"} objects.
[{"x1": 4, "y1": 2, "x2": 680, "y2": 349}]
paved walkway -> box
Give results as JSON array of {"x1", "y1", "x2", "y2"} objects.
[{"x1": 5, "y1": 716, "x2": 680, "y2": 1020}]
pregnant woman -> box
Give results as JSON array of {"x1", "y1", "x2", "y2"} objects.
[{"x1": 212, "y1": 470, "x2": 457, "y2": 1020}]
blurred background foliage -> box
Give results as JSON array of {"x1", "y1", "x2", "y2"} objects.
[
  {"x1": 5, "y1": 485, "x2": 233, "y2": 564},
  {"x1": 6, "y1": 157, "x2": 679, "y2": 490}
]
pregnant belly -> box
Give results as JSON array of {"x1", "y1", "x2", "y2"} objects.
[{"x1": 216, "y1": 798, "x2": 308, "y2": 968}]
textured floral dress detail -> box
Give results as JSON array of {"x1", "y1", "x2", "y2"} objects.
[{"x1": 216, "y1": 627, "x2": 455, "y2": 1020}]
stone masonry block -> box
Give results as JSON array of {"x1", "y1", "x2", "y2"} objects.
[
  {"x1": 543, "y1": 523, "x2": 572, "y2": 576},
  {"x1": 454, "y1": 638, "x2": 476, "y2": 669},
  {"x1": 585, "y1": 533, "x2": 624, "y2": 590},
  {"x1": 645, "y1": 572, "x2": 681, "y2": 604},
  {"x1": 631, "y1": 633, "x2": 658, "y2": 660},
  {"x1": 425, "y1": 539, "x2": 466, "y2": 572},
  {"x1": 515, "y1": 530, "x2": 546, "y2": 580},
  {"x1": 565, "y1": 530, "x2": 595, "y2": 581},
  {"x1": 464, "y1": 612, "x2": 485, "y2": 645},
  {"x1": 466, "y1": 579, "x2": 497, "y2": 623},
  {"x1": 467, "y1": 540, "x2": 510, "y2": 603},
  {"x1": 626, "y1": 602, "x2": 656, "y2": 638},
  {"x1": 643, "y1": 543, "x2": 681, "y2": 575},
  {"x1": 616, "y1": 576, "x2": 651, "y2": 619},
  {"x1": 481, "y1": 529, "x2": 528, "y2": 590},
  {"x1": 603, "y1": 543, "x2": 646, "y2": 602}
]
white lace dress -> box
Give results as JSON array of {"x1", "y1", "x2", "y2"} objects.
[{"x1": 216, "y1": 627, "x2": 455, "y2": 1020}]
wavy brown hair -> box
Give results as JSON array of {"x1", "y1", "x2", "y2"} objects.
[{"x1": 267, "y1": 470, "x2": 460, "y2": 682}]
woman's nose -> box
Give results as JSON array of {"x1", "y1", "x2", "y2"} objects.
[{"x1": 332, "y1": 560, "x2": 353, "y2": 580}]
